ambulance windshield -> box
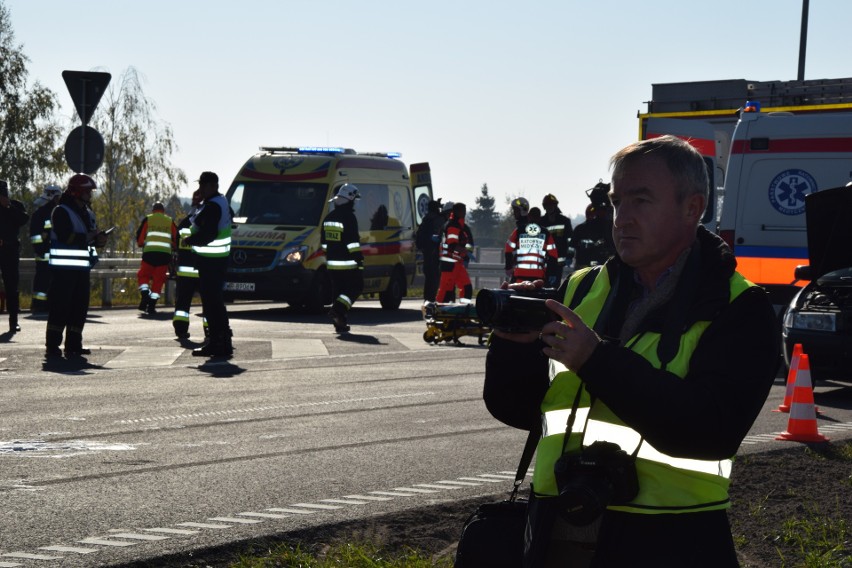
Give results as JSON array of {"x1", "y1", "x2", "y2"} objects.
[{"x1": 227, "y1": 181, "x2": 327, "y2": 226}]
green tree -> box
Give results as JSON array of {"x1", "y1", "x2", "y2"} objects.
[
  {"x1": 0, "y1": 1, "x2": 64, "y2": 201},
  {"x1": 91, "y1": 67, "x2": 187, "y2": 256},
  {"x1": 468, "y1": 183, "x2": 501, "y2": 247}
]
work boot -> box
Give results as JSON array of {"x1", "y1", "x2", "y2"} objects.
[
  {"x1": 191, "y1": 333, "x2": 232, "y2": 359},
  {"x1": 147, "y1": 297, "x2": 158, "y2": 315},
  {"x1": 45, "y1": 346, "x2": 62, "y2": 358},
  {"x1": 9, "y1": 314, "x2": 20, "y2": 333},
  {"x1": 328, "y1": 308, "x2": 350, "y2": 333},
  {"x1": 138, "y1": 289, "x2": 150, "y2": 311},
  {"x1": 173, "y1": 321, "x2": 190, "y2": 340},
  {"x1": 64, "y1": 347, "x2": 92, "y2": 359}
]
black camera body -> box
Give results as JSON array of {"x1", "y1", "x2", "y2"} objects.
[
  {"x1": 475, "y1": 287, "x2": 561, "y2": 332},
  {"x1": 553, "y1": 441, "x2": 639, "y2": 525}
]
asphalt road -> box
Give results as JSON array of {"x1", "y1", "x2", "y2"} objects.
[{"x1": 0, "y1": 298, "x2": 850, "y2": 567}]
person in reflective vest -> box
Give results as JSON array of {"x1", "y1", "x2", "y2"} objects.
[
  {"x1": 0, "y1": 179, "x2": 30, "y2": 333},
  {"x1": 135, "y1": 202, "x2": 177, "y2": 315},
  {"x1": 181, "y1": 171, "x2": 233, "y2": 358},
  {"x1": 321, "y1": 183, "x2": 364, "y2": 333},
  {"x1": 172, "y1": 190, "x2": 207, "y2": 340},
  {"x1": 28, "y1": 184, "x2": 62, "y2": 314},
  {"x1": 45, "y1": 174, "x2": 109, "y2": 358},
  {"x1": 484, "y1": 136, "x2": 779, "y2": 567},
  {"x1": 436, "y1": 202, "x2": 474, "y2": 303},
  {"x1": 504, "y1": 199, "x2": 558, "y2": 284},
  {"x1": 541, "y1": 193, "x2": 574, "y2": 286}
]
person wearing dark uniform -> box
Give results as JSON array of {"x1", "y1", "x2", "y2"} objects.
[
  {"x1": 541, "y1": 193, "x2": 574, "y2": 286},
  {"x1": 172, "y1": 190, "x2": 207, "y2": 340},
  {"x1": 415, "y1": 199, "x2": 444, "y2": 304},
  {"x1": 321, "y1": 183, "x2": 364, "y2": 333},
  {"x1": 0, "y1": 179, "x2": 30, "y2": 333},
  {"x1": 571, "y1": 203, "x2": 615, "y2": 270},
  {"x1": 182, "y1": 172, "x2": 233, "y2": 358},
  {"x1": 135, "y1": 202, "x2": 177, "y2": 315},
  {"x1": 28, "y1": 184, "x2": 62, "y2": 314},
  {"x1": 45, "y1": 174, "x2": 108, "y2": 357}
]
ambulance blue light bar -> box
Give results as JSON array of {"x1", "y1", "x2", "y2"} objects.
[
  {"x1": 298, "y1": 146, "x2": 347, "y2": 154},
  {"x1": 362, "y1": 151, "x2": 402, "y2": 159}
]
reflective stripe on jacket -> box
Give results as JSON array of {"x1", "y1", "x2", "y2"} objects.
[
  {"x1": 533, "y1": 266, "x2": 753, "y2": 514},
  {"x1": 142, "y1": 212, "x2": 175, "y2": 254},
  {"x1": 191, "y1": 195, "x2": 232, "y2": 258},
  {"x1": 49, "y1": 204, "x2": 96, "y2": 271}
]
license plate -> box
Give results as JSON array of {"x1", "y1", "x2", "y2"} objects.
[{"x1": 225, "y1": 282, "x2": 255, "y2": 292}]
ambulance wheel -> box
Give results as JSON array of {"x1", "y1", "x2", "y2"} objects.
[
  {"x1": 300, "y1": 268, "x2": 332, "y2": 314},
  {"x1": 379, "y1": 267, "x2": 406, "y2": 310}
]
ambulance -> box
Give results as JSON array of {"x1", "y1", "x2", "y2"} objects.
[
  {"x1": 639, "y1": 77, "x2": 852, "y2": 308},
  {"x1": 222, "y1": 146, "x2": 433, "y2": 311}
]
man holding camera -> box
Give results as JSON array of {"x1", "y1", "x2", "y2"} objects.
[{"x1": 484, "y1": 136, "x2": 778, "y2": 567}]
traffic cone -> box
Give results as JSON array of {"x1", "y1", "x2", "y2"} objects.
[
  {"x1": 773, "y1": 343, "x2": 803, "y2": 413},
  {"x1": 775, "y1": 354, "x2": 829, "y2": 443}
]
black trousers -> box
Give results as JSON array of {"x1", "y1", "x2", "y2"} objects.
[
  {"x1": 330, "y1": 268, "x2": 364, "y2": 313},
  {"x1": 0, "y1": 247, "x2": 21, "y2": 317},
  {"x1": 46, "y1": 269, "x2": 90, "y2": 351},
  {"x1": 422, "y1": 249, "x2": 440, "y2": 302},
  {"x1": 196, "y1": 257, "x2": 229, "y2": 339},
  {"x1": 32, "y1": 258, "x2": 51, "y2": 308},
  {"x1": 173, "y1": 275, "x2": 202, "y2": 334}
]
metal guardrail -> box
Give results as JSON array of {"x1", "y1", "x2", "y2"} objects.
[
  {"x1": 14, "y1": 257, "x2": 174, "y2": 308},
  {"x1": 9, "y1": 250, "x2": 508, "y2": 309}
]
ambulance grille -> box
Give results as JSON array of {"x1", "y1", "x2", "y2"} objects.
[{"x1": 229, "y1": 248, "x2": 277, "y2": 270}]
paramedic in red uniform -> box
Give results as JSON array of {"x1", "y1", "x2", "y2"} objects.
[
  {"x1": 505, "y1": 200, "x2": 558, "y2": 283},
  {"x1": 135, "y1": 202, "x2": 177, "y2": 314},
  {"x1": 436, "y1": 202, "x2": 474, "y2": 303}
]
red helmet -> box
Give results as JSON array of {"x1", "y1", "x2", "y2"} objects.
[{"x1": 66, "y1": 174, "x2": 97, "y2": 198}]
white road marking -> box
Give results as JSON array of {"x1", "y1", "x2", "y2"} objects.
[
  {"x1": 266, "y1": 507, "x2": 317, "y2": 515},
  {"x1": 477, "y1": 473, "x2": 517, "y2": 480},
  {"x1": 413, "y1": 484, "x2": 462, "y2": 490},
  {"x1": 390, "y1": 332, "x2": 434, "y2": 351},
  {"x1": 78, "y1": 538, "x2": 137, "y2": 547},
  {"x1": 143, "y1": 528, "x2": 199, "y2": 535},
  {"x1": 176, "y1": 522, "x2": 231, "y2": 529},
  {"x1": 321, "y1": 498, "x2": 371, "y2": 505},
  {"x1": 209, "y1": 517, "x2": 263, "y2": 524},
  {"x1": 0, "y1": 562, "x2": 22, "y2": 567},
  {"x1": 369, "y1": 491, "x2": 418, "y2": 497},
  {"x1": 458, "y1": 476, "x2": 504, "y2": 483},
  {"x1": 108, "y1": 532, "x2": 169, "y2": 541},
  {"x1": 105, "y1": 346, "x2": 184, "y2": 369},
  {"x1": 39, "y1": 545, "x2": 97, "y2": 554},
  {"x1": 342, "y1": 494, "x2": 394, "y2": 501},
  {"x1": 392, "y1": 487, "x2": 440, "y2": 494},
  {"x1": 432, "y1": 480, "x2": 483, "y2": 487},
  {"x1": 238, "y1": 512, "x2": 291, "y2": 519},
  {"x1": 289, "y1": 503, "x2": 343, "y2": 510},
  {"x1": 1, "y1": 553, "x2": 63, "y2": 560}
]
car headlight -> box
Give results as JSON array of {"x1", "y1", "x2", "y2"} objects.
[
  {"x1": 277, "y1": 246, "x2": 308, "y2": 266},
  {"x1": 784, "y1": 310, "x2": 836, "y2": 332}
]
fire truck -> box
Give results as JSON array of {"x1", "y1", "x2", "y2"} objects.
[{"x1": 639, "y1": 77, "x2": 852, "y2": 307}]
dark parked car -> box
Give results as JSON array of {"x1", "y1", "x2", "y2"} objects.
[{"x1": 782, "y1": 185, "x2": 852, "y2": 386}]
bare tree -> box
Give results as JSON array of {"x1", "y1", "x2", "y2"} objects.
[{"x1": 90, "y1": 67, "x2": 187, "y2": 255}]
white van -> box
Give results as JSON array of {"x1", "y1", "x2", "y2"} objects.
[{"x1": 718, "y1": 111, "x2": 852, "y2": 307}]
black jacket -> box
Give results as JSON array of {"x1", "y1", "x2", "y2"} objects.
[
  {"x1": 485, "y1": 227, "x2": 779, "y2": 460},
  {"x1": 0, "y1": 198, "x2": 29, "y2": 251},
  {"x1": 321, "y1": 201, "x2": 364, "y2": 266}
]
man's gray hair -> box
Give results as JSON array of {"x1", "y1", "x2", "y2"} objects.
[{"x1": 610, "y1": 135, "x2": 709, "y2": 203}]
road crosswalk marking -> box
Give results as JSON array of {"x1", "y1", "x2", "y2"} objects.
[{"x1": 105, "y1": 346, "x2": 184, "y2": 368}]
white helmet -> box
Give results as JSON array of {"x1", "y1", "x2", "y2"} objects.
[
  {"x1": 43, "y1": 183, "x2": 62, "y2": 198},
  {"x1": 329, "y1": 183, "x2": 361, "y2": 204}
]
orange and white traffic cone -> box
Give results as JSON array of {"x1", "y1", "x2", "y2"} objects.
[
  {"x1": 773, "y1": 343, "x2": 803, "y2": 413},
  {"x1": 775, "y1": 354, "x2": 829, "y2": 443}
]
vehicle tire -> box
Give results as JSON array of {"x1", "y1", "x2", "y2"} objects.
[
  {"x1": 379, "y1": 267, "x2": 406, "y2": 310},
  {"x1": 300, "y1": 269, "x2": 332, "y2": 314}
]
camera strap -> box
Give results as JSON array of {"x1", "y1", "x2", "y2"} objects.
[
  {"x1": 510, "y1": 420, "x2": 541, "y2": 502},
  {"x1": 560, "y1": 386, "x2": 645, "y2": 461}
]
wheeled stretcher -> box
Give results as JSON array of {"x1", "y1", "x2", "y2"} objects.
[{"x1": 422, "y1": 301, "x2": 490, "y2": 345}]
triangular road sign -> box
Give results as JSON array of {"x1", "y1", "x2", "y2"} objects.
[{"x1": 62, "y1": 70, "x2": 111, "y2": 125}]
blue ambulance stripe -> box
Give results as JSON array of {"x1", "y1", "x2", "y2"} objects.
[{"x1": 734, "y1": 245, "x2": 808, "y2": 259}]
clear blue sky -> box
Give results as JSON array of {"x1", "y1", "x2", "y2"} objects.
[{"x1": 6, "y1": 0, "x2": 850, "y2": 219}]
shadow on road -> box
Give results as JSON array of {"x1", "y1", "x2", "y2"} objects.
[
  {"x1": 41, "y1": 356, "x2": 102, "y2": 375},
  {"x1": 334, "y1": 332, "x2": 384, "y2": 345},
  {"x1": 194, "y1": 361, "x2": 245, "y2": 378},
  {"x1": 229, "y1": 304, "x2": 424, "y2": 327}
]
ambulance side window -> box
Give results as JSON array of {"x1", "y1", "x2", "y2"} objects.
[{"x1": 354, "y1": 184, "x2": 391, "y2": 231}]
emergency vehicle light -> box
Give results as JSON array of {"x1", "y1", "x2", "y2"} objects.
[
  {"x1": 362, "y1": 151, "x2": 402, "y2": 159},
  {"x1": 258, "y1": 146, "x2": 355, "y2": 155},
  {"x1": 743, "y1": 100, "x2": 761, "y2": 113}
]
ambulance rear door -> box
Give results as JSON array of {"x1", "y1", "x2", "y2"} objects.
[{"x1": 644, "y1": 118, "x2": 728, "y2": 231}]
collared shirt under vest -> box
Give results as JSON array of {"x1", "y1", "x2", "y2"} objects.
[{"x1": 532, "y1": 265, "x2": 753, "y2": 515}]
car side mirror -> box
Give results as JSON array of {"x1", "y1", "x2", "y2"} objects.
[{"x1": 794, "y1": 265, "x2": 812, "y2": 281}]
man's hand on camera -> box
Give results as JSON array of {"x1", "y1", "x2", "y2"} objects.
[
  {"x1": 491, "y1": 279, "x2": 547, "y2": 344},
  {"x1": 539, "y1": 300, "x2": 601, "y2": 371}
]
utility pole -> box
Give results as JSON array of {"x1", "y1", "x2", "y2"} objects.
[{"x1": 797, "y1": 0, "x2": 809, "y2": 81}]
